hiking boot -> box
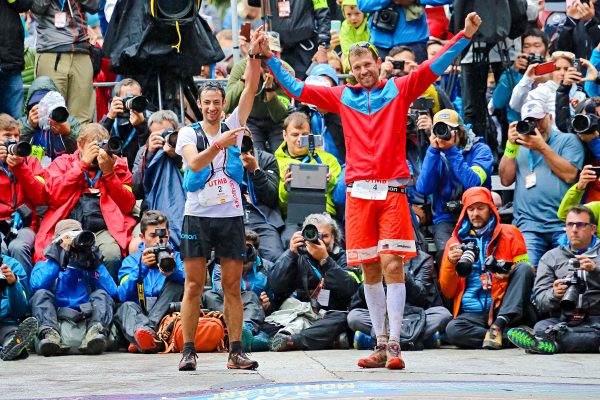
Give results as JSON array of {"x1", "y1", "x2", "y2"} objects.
[
  {"x1": 79, "y1": 323, "x2": 106, "y2": 355},
  {"x1": 333, "y1": 332, "x2": 349, "y2": 349},
  {"x1": 39, "y1": 328, "x2": 67, "y2": 357},
  {"x1": 0, "y1": 317, "x2": 38, "y2": 361},
  {"x1": 507, "y1": 326, "x2": 557, "y2": 355},
  {"x1": 353, "y1": 331, "x2": 376, "y2": 350},
  {"x1": 385, "y1": 341, "x2": 405, "y2": 370},
  {"x1": 227, "y1": 351, "x2": 259, "y2": 370},
  {"x1": 483, "y1": 326, "x2": 503, "y2": 350},
  {"x1": 270, "y1": 333, "x2": 293, "y2": 352},
  {"x1": 134, "y1": 328, "x2": 158, "y2": 353},
  {"x1": 178, "y1": 349, "x2": 197, "y2": 371},
  {"x1": 357, "y1": 343, "x2": 387, "y2": 368}
]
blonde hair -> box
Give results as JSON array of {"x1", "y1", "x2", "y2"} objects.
[
  {"x1": 77, "y1": 123, "x2": 109, "y2": 145},
  {"x1": 0, "y1": 113, "x2": 19, "y2": 133}
]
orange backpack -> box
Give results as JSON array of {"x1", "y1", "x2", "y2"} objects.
[{"x1": 157, "y1": 311, "x2": 226, "y2": 353}]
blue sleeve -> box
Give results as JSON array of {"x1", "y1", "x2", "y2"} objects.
[
  {"x1": 429, "y1": 34, "x2": 471, "y2": 76},
  {"x1": 211, "y1": 264, "x2": 224, "y2": 296},
  {"x1": 167, "y1": 252, "x2": 186, "y2": 285},
  {"x1": 357, "y1": 0, "x2": 390, "y2": 13},
  {"x1": 444, "y1": 143, "x2": 494, "y2": 189},
  {"x1": 265, "y1": 56, "x2": 304, "y2": 98},
  {"x1": 93, "y1": 265, "x2": 118, "y2": 299},
  {"x1": 587, "y1": 137, "x2": 600, "y2": 161},
  {"x1": 416, "y1": 146, "x2": 444, "y2": 195},
  {"x1": 493, "y1": 69, "x2": 520, "y2": 109},
  {"x1": 585, "y1": 48, "x2": 600, "y2": 97},
  {"x1": 333, "y1": 167, "x2": 346, "y2": 206},
  {"x1": 5, "y1": 258, "x2": 29, "y2": 318},
  {"x1": 117, "y1": 254, "x2": 147, "y2": 302},
  {"x1": 30, "y1": 260, "x2": 60, "y2": 293}
]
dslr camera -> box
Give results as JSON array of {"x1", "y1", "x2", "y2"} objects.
[
  {"x1": 97, "y1": 137, "x2": 123, "y2": 157},
  {"x1": 407, "y1": 97, "x2": 435, "y2": 133},
  {"x1": 298, "y1": 224, "x2": 323, "y2": 256},
  {"x1": 149, "y1": 227, "x2": 175, "y2": 273},
  {"x1": 455, "y1": 242, "x2": 480, "y2": 278},
  {"x1": 117, "y1": 94, "x2": 148, "y2": 126},
  {"x1": 0, "y1": 204, "x2": 33, "y2": 245},
  {"x1": 160, "y1": 128, "x2": 179, "y2": 148},
  {"x1": 2, "y1": 139, "x2": 32, "y2": 157},
  {"x1": 49, "y1": 105, "x2": 69, "y2": 123},
  {"x1": 571, "y1": 113, "x2": 599, "y2": 135},
  {"x1": 372, "y1": 7, "x2": 399, "y2": 33},
  {"x1": 62, "y1": 230, "x2": 103, "y2": 271},
  {"x1": 442, "y1": 200, "x2": 463, "y2": 215},
  {"x1": 560, "y1": 258, "x2": 588, "y2": 313},
  {"x1": 432, "y1": 122, "x2": 453, "y2": 141},
  {"x1": 515, "y1": 118, "x2": 537, "y2": 135},
  {"x1": 526, "y1": 54, "x2": 545, "y2": 68},
  {"x1": 244, "y1": 243, "x2": 257, "y2": 264},
  {"x1": 241, "y1": 135, "x2": 254, "y2": 154},
  {"x1": 484, "y1": 255, "x2": 513, "y2": 275}
]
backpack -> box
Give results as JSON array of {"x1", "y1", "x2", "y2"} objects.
[
  {"x1": 400, "y1": 305, "x2": 427, "y2": 350},
  {"x1": 157, "y1": 311, "x2": 226, "y2": 353},
  {"x1": 508, "y1": 0, "x2": 529, "y2": 40}
]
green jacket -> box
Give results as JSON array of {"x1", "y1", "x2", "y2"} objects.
[
  {"x1": 340, "y1": 18, "x2": 370, "y2": 60},
  {"x1": 274, "y1": 141, "x2": 342, "y2": 218},
  {"x1": 225, "y1": 58, "x2": 293, "y2": 123},
  {"x1": 557, "y1": 183, "x2": 600, "y2": 236}
]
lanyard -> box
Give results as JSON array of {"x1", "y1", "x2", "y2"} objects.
[
  {"x1": 113, "y1": 120, "x2": 137, "y2": 149},
  {"x1": 307, "y1": 259, "x2": 323, "y2": 281},
  {"x1": 300, "y1": 153, "x2": 323, "y2": 164},
  {"x1": 59, "y1": 0, "x2": 66, "y2": 11},
  {"x1": 528, "y1": 132, "x2": 556, "y2": 172},
  {"x1": 83, "y1": 170, "x2": 102, "y2": 188}
]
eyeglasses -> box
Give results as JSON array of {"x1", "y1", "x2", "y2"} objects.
[
  {"x1": 349, "y1": 42, "x2": 379, "y2": 58},
  {"x1": 566, "y1": 222, "x2": 592, "y2": 230}
]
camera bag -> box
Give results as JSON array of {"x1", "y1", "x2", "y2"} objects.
[
  {"x1": 400, "y1": 305, "x2": 427, "y2": 350},
  {"x1": 543, "y1": 322, "x2": 600, "y2": 353},
  {"x1": 157, "y1": 311, "x2": 226, "y2": 353}
]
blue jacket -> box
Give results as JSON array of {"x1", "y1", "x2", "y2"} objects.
[
  {"x1": 118, "y1": 244, "x2": 185, "y2": 303},
  {"x1": 30, "y1": 259, "x2": 117, "y2": 310},
  {"x1": 357, "y1": 0, "x2": 452, "y2": 49},
  {"x1": 416, "y1": 137, "x2": 494, "y2": 224},
  {"x1": 492, "y1": 67, "x2": 523, "y2": 123},
  {"x1": 585, "y1": 48, "x2": 600, "y2": 97},
  {"x1": 0, "y1": 255, "x2": 29, "y2": 325},
  {"x1": 211, "y1": 257, "x2": 273, "y2": 300}
]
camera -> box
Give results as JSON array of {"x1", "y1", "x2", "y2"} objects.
[
  {"x1": 484, "y1": 255, "x2": 513, "y2": 275},
  {"x1": 432, "y1": 122, "x2": 452, "y2": 141},
  {"x1": 455, "y1": 242, "x2": 480, "y2": 278},
  {"x1": 298, "y1": 224, "x2": 323, "y2": 255},
  {"x1": 241, "y1": 135, "x2": 254, "y2": 154},
  {"x1": 98, "y1": 137, "x2": 123, "y2": 157},
  {"x1": 63, "y1": 230, "x2": 102, "y2": 271},
  {"x1": 3, "y1": 139, "x2": 32, "y2": 157},
  {"x1": 50, "y1": 106, "x2": 69, "y2": 123},
  {"x1": 299, "y1": 134, "x2": 324, "y2": 149},
  {"x1": 391, "y1": 60, "x2": 405, "y2": 70},
  {"x1": 0, "y1": 204, "x2": 33, "y2": 245},
  {"x1": 571, "y1": 114, "x2": 599, "y2": 135},
  {"x1": 526, "y1": 54, "x2": 545, "y2": 68},
  {"x1": 244, "y1": 243, "x2": 257, "y2": 264},
  {"x1": 149, "y1": 227, "x2": 175, "y2": 273},
  {"x1": 372, "y1": 7, "x2": 399, "y2": 33},
  {"x1": 161, "y1": 128, "x2": 179, "y2": 148},
  {"x1": 442, "y1": 200, "x2": 463, "y2": 215},
  {"x1": 516, "y1": 118, "x2": 537, "y2": 135},
  {"x1": 0, "y1": 255, "x2": 6, "y2": 293},
  {"x1": 560, "y1": 259, "x2": 588, "y2": 313},
  {"x1": 117, "y1": 94, "x2": 148, "y2": 126},
  {"x1": 407, "y1": 97, "x2": 435, "y2": 133}
]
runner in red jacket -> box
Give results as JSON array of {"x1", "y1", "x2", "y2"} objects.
[{"x1": 255, "y1": 12, "x2": 482, "y2": 370}]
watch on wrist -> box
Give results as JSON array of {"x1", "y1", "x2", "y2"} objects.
[
  {"x1": 248, "y1": 53, "x2": 266, "y2": 59},
  {"x1": 319, "y1": 257, "x2": 328, "y2": 266},
  {"x1": 263, "y1": 87, "x2": 276, "y2": 92}
]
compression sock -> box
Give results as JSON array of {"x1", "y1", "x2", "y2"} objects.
[
  {"x1": 386, "y1": 283, "x2": 406, "y2": 343},
  {"x1": 364, "y1": 281, "x2": 388, "y2": 339}
]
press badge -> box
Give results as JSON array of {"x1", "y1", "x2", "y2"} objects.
[
  {"x1": 350, "y1": 180, "x2": 388, "y2": 200},
  {"x1": 278, "y1": 0, "x2": 291, "y2": 18},
  {"x1": 198, "y1": 177, "x2": 234, "y2": 206},
  {"x1": 54, "y1": 12, "x2": 67, "y2": 28},
  {"x1": 317, "y1": 289, "x2": 330, "y2": 307},
  {"x1": 525, "y1": 172, "x2": 536, "y2": 189}
]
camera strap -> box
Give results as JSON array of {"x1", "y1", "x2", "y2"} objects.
[
  {"x1": 137, "y1": 260, "x2": 147, "y2": 313},
  {"x1": 83, "y1": 170, "x2": 102, "y2": 188},
  {"x1": 112, "y1": 121, "x2": 137, "y2": 149}
]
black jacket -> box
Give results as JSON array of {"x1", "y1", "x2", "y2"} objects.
[
  {"x1": 0, "y1": 0, "x2": 32, "y2": 72},
  {"x1": 268, "y1": 0, "x2": 331, "y2": 49},
  {"x1": 555, "y1": 83, "x2": 572, "y2": 134},
  {"x1": 100, "y1": 115, "x2": 149, "y2": 171},
  {"x1": 555, "y1": 12, "x2": 600, "y2": 59},
  {"x1": 270, "y1": 248, "x2": 358, "y2": 311}
]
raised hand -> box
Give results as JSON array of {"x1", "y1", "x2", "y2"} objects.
[{"x1": 464, "y1": 12, "x2": 482, "y2": 38}]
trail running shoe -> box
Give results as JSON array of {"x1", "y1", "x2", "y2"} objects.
[
  {"x1": 0, "y1": 317, "x2": 38, "y2": 361},
  {"x1": 79, "y1": 323, "x2": 106, "y2": 355},
  {"x1": 483, "y1": 326, "x2": 503, "y2": 350},
  {"x1": 358, "y1": 344, "x2": 387, "y2": 368},
  {"x1": 269, "y1": 333, "x2": 292, "y2": 352},
  {"x1": 227, "y1": 351, "x2": 259, "y2": 370},
  {"x1": 507, "y1": 326, "x2": 557, "y2": 355},
  {"x1": 134, "y1": 328, "x2": 158, "y2": 353},
  {"x1": 178, "y1": 350, "x2": 197, "y2": 371},
  {"x1": 385, "y1": 341, "x2": 405, "y2": 370}
]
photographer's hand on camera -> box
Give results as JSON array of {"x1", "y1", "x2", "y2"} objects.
[
  {"x1": 553, "y1": 278, "x2": 569, "y2": 299},
  {"x1": 147, "y1": 132, "x2": 165, "y2": 154},
  {"x1": 141, "y1": 248, "x2": 157, "y2": 268},
  {"x1": 0, "y1": 264, "x2": 16, "y2": 285},
  {"x1": 447, "y1": 243, "x2": 464, "y2": 265},
  {"x1": 81, "y1": 140, "x2": 100, "y2": 166},
  {"x1": 514, "y1": 53, "x2": 529, "y2": 73},
  {"x1": 428, "y1": 132, "x2": 440, "y2": 149},
  {"x1": 306, "y1": 238, "x2": 328, "y2": 263},
  {"x1": 241, "y1": 152, "x2": 259, "y2": 173},
  {"x1": 576, "y1": 165, "x2": 598, "y2": 190},
  {"x1": 28, "y1": 104, "x2": 39, "y2": 129},
  {"x1": 129, "y1": 109, "x2": 145, "y2": 127},
  {"x1": 563, "y1": 67, "x2": 583, "y2": 86},
  {"x1": 107, "y1": 97, "x2": 124, "y2": 120},
  {"x1": 437, "y1": 130, "x2": 456, "y2": 151},
  {"x1": 575, "y1": 254, "x2": 597, "y2": 272},
  {"x1": 97, "y1": 149, "x2": 115, "y2": 174},
  {"x1": 6, "y1": 153, "x2": 24, "y2": 168},
  {"x1": 516, "y1": 128, "x2": 548, "y2": 152},
  {"x1": 379, "y1": 59, "x2": 394, "y2": 80},
  {"x1": 0, "y1": 144, "x2": 6, "y2": 163},
  {"x1": 289, "y1": 231, "x2": 305, "y2": 254},
  {"x1": 417, "y1": 113, "x2": 432, "y2": 133}
]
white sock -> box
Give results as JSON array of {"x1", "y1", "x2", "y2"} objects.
[
  {"x1": 387, "y1": 283, "x2": 406, "y2": 343},
  {"x1": 364, "y1": 282, "x2": 387, "y2": 339}
]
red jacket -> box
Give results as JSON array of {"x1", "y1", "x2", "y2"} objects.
[
  {"x1": 0, "y1": 157, "x2": 47, "y2": 231},
  {"x1": 34, "y1": 152, "x2": 136, "y2": 262},
  {"x1": 439, "y1": 187, "x2": 530, "y2": 318}
]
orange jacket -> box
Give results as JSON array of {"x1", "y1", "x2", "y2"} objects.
[{"x1": 439, "y1": 187, "x2": 529, "y2": 318}]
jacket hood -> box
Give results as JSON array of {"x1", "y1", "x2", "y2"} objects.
[
  {"x1": 452, "y1": 187, "x2": 501, "y2": 242},
  {"x1": 25, "y1": 76, "x2": 60, "y2": 107}
]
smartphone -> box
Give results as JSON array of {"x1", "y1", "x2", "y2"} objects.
[
  {"x1": 534, "y1": 62, "x2": 557, "y2": 76},
  {"x1": 300, "y1": 134, "x2": 324, "y2": 148},
  {"x1": 331, "y1": 20, "x2": 342, "y2": 35},
  {"x1": 591, "y1": 166, "x2": 600, "y2": 179},
  {"x1": 240, "y1": 22, "x2": 251, "y2": 42}
]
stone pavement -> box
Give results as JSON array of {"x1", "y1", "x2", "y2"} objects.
[{"x1": 3, "y1": 348, "x2": 600, "y2": 399}]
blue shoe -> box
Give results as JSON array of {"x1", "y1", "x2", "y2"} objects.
[
  {"x1": 251, "y1": 331, "x2": 270, "y2": 352},
  {"x1": 241, "y1": 325, "x2": 254, "y2": 352},
  {"x1": 353, "y1": 331, "x2": 376, "y2": 350}
]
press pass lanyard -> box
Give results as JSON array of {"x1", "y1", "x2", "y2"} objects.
[
  {"x1": 528, "y1": 132, "x2": 556, "y2": 172},
  {"x1": 83, "y1": 170, "x2": 102, "y2": 188},
  {"x1": 137, "y1": 259, "x2": 147, "y2": 313},
  {"x1": 113, "y1": 121, "x2": 137, "y2": 149}
]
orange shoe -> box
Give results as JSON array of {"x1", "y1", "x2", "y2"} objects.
[
  {"x1": 127, "y1": 342, "x2": 140, "y2": 353},
  {"x1": 385, "y1": 341, "x2": 405, "y2": 370},
  {"x1": 357, "y1": 344, "x2": 387, "y2": 368},
  {"x1": 134, "y1": 329, "x2": 158, "y2": 352}
]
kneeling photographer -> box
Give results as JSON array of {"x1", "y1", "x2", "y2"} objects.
[
  {"x1": 440, "y1": 187, "x2": 533, "y2": 350},
  {"x1": 509, "y1": 206, "x2": 600, "y2": 354},
  {"x1": 30, "y1": 220, "x2": 118, "y2": 356},
  {"x1": 115, "y1": 211, "x2": 184, "y2": 353},
  {"x1": 416, "y1": 109, "x2": 494, "y2": 256},
  {"x1": 267, "y1": 213, "x2": 359, "y2": 352}
]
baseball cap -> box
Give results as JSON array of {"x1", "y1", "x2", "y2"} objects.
[
  {"x1": 521, "y1": 99, "x2": 548, "y2": 120},
  {"x1": 53, "y1": 219, "x2": 82, "y2": 240},
  {"x1": 433, "y1": 109, "x2": 461, "y2": 128},
  {"x1": 265, "y1": 31, "x2": 281, "y2": 53},
  {"x1": 309, "y1": 63, "x2": 339, "y2": 86}
]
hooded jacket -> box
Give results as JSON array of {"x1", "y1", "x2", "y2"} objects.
[
  {"x1": 439, "y1": 187, "x2": 530, "y2": 317},
  {"x1": 339, "y1": 0, "x2": 370, "y2": 58},
  {"x1": 0, "y1": 255, "x2": 30, "y2": 325},
  {"x1": 0, "y1": 0, "x2": 31, "y2": 72},
  {"x1": 34, "y1": 152, "x2": 136, "y2": 263}
]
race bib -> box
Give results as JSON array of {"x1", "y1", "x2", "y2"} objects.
[
  {"x1": 317, "y1": 289, "x2": 330, "y2": 307},
  {"x1": 197, "y1": 177, "x2": 234, "y2": 206},
  {"x1": 278, "y1": 0, "x2": 291, "y2": 18},
  {"x1": 350, "y1": 180, "x2": 388, "y2": 200},
  {"x1": 525, "y1": 172, "x2": 536, "y2": 189}
]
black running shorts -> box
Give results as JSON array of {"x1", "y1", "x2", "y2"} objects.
[{"x1": 180, "y1": 215, "x2": 246, "y2": 261}]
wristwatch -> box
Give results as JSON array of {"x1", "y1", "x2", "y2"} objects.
[
  {"x1": 248, "y1": 53, "x2": 266, "y2": 59},
  {"x1": 319, "y1": 257, "x2": 329, "y2": 266}
]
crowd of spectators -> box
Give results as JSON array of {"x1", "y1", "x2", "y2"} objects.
[{"x1": 2, "y1": 0, "x2": 600, "y2": 364}]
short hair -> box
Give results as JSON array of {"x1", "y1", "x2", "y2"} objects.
[
  {"x1": 567, "y1": 205, "x2": 596, "y2": 225},
  {"x1": 283, "y1": 112, "x2": 310, "y2": 131},
  {"x1": 348, "y1": 46, "x2": 377, "y2": 64},
  {"x1": 148, "y1": 110, "x2": 179, "y2": 130},
  {"x1": 245, "y1": 228, "x2": 260, "y2": 248},
  {"x1": 389, "y1": 45, "x2": 414, "y2": 58},
  {"x1": 77, "y1": 123, "x2": 109, "y2": 145},
  {"x1": 426, "y1": 38, "x2": 444, "y2": 49},
  {"x1": 0, "y1": 113, "x2": 19, "y2": 133},
  {"x1": 522, "y1": 27, "x2": 549, "y2": 53},
  {"x1": 198, "y1": 81, "x2": 226, "y2": 101},
  {"x1": 140, "y1": 210, "x2": 169, "y2": 234},
  {"x1": 114, "y1": 78, "x2": 142, "y2": 97},
  {"x1": 303, "y1": 212, "x2": 342, "y2": 247}
]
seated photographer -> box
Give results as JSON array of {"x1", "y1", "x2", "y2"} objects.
[
  {"x1": 347, "y1": 246, "x2": 452, "y2": 350},
  {"x1": 34, "y1": 124, "x2": 136, "y2": 282},
  {"x1": 268, "y1": 213, "x2": 359, "y2": 352},
  {"x1": 240, "y1": 128, "x2": 285, "y2": 262},
  {"x1": 115, "y1": 211, "x2": 184, "y2": 354},
  {"x1": 30, "y1": 220, "x2": 118, "y2": 356},
  {"x1": 203, "y1": 229, "x2": 273, "y2": 352},
  {"x1": 19, "y1": 76, "x2": 81, "y2": 166},
  {"x1": 100, "y1": 78, "x2": 150, "y2": 170},
  {"x1": 0, "y1": 114, "x2": 48, "y2": 277},
  {"x1": 439, "y1": 187, "x2": 534, "y2": 350},
  {"x1": 509, "y1": 206, "x2": 600, "y2": 354},
  {"x1": 0, "y1": 255, "x2": 38, "y2": 361},
  {"x1": 499, "y1": 100, "x2": 584, "y2": 267},
  {"x1": 416, "y1": 109, "x2": 494, "y2": 256},
  {"x1": 558, "y1": 165, "x2": 600, "y2": 233}
]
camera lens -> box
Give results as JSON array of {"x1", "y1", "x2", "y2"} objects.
[
  {"x1": 456, "y1": 245, "x2": 479, "y2": 278},
  {"x1": 241, "y1": 135, "x2": 253, "y2": 153},
  {"x1": 433, "y1": 123, "x2": 452, "y2": 141},
  {"x1": 156, "y1": 0, "x2": 193, "y2": 18},
  {"x1": 158, "y1": 254, "x2": 176, "y2": 273},
  {"x1": 0, "y1": 271, "x2": 7, "y2": 293},
  {"x1": 50, "y1": 106, "x2": 69, "y2": 123},
  {"x1": 572, "y1": 114, "x2": 592, "y2": 134},
  {"x1": 125, "y1": 96, "x2": 148, "y2": 113},
  {"x1": 516, "y1": 119, "x2": 536, "y2": 135},
  {"x1": 7, "y1": 141, "x2": 32, "y2": 157},
  {"x1": 302, "y1": 224, "x2": 320, "y2": 244},
  {"x1": 73, "y1": 230, "x2": 96, "y2": 249},
  {"x1": 245, "y1": 244, "x2": 257, "y2": 263}
]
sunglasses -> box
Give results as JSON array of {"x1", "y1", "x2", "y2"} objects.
[{"x1": 349, "y1": 41, "x2": 379, "y2": 58}]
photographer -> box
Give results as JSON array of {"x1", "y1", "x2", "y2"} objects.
[
  {"x1": 268, "y1": 213, "x2": 359, "y2": 352},
  {"x1": 204, "y1": 229, "x2": 273, "y2": 352},
  {"x1": 19, "y1": 76, "x2": 80, "y2": 165},
  {"x1": 0, "y1": 255, "x2": 38, "y2": 361},
  {"x1": 440, "y1": 187, "x2": 533, "y2": 350},
  {"x1": 499, "y1": 100, "x2": 584, "y2": 267},
  {"x1": 30, "y1": 220, "x2": 117, "y2": 356},
  {"x1": 509, "y1": 206, "x2": 600, "y2": 354},
  {"x1": 100, "y1": 78, "x2": 150, "y2": 170},
  {"x1": 34, "y1": 124, "x2": 136, "y2": 282},
  {"x1": 558, "y1": 165, "x2": 600, "y2": 230},
  {"x1": 115, "y1": 211, "x2": 184, "y2": 354},
  {"x1": 416, "y1": 109, "x2": 494, "y2": 256},
  {"x1": 240, "y1": 128, "x2": 285, "y2": 262},
  {"x1": 0, "y1": 114, "x2": 47, "y2": 277}
]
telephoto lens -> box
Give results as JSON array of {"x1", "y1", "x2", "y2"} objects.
[
  {"x1": 433, "y1": 122, "x2": 452, "y2": 141},
  {"x1": 571, "y1": 114, "x2": 599, "y2": 135},
  {"x1": 5, "y1": 140, "x2": 32, "y2": 157},
  {"x1": 302, "y1": 224, "x2": 322, "y2": 244},
  {"x1": 455, "y1": 243, "x2": 479, "y2": 278},
  {"x1": 98, "y1": 137, "x2": 123, "y2": 157},
  {"x1": 516, "y1": 118, "x2": 537, "y2": 135}
]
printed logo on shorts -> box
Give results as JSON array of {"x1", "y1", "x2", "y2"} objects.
[{"x1": 180, "y1": 233, "x2": 198, "y2": 240}]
